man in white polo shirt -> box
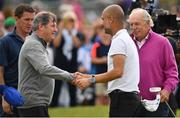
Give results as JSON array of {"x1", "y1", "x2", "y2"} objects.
[{"x1": 75, "y1": 4, "x2": 141, "y2": 117}]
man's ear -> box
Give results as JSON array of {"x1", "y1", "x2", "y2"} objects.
[
  {"x1": 14, "y1": 16, "x2": 19, "y2": 21},
  {"x1": 109, "y1": 19, "x2": 112, "y2": 24},
  {"x1": 109, "y1": 16, "x2": 113, "y2": 24},
  {"x1": 38, "y1": 24, "x2": 44, "y2": 31}
]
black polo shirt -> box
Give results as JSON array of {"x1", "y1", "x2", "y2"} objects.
[{"x1": 0, "y1": 30, "x2": 24, "y2": 89}]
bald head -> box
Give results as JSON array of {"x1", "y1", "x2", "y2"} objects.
[
  {"x1": 101, "y1": 4, "x2": 125, "y2": 35},
  {"x1": 103, "y1": 4, "x2": 124, "y2": 23}
]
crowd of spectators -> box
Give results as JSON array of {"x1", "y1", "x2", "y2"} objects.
[{"x1": 0, "y1": 0, "x2": 179, "y2": 113}]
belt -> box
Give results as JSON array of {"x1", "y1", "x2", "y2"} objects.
[{"x1": 109, "y1": 89, "x2": 139, "y2": 96}]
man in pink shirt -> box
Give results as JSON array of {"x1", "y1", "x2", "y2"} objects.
[{"x1": 128, "y1": 8, "x2": 179, "y2": 117}]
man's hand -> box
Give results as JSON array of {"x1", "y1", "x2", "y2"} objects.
[
  {"x1": 160, "y1": 89, "x2": 170, "y2": 102},
  {"x1": 70, "y1": 73, "x2": 77, "y2": 85},
  {"x1": 2, "y1": 96, "x2": 13, "y2": 114},
  {"x1": 74, "y1": 72, "x2": 91, "y2": 79},
  {"x1": 70, "y1": 72, "x2": 81, "y2": 85},
  {"x1": 72, "y1": 72, "x2": 92, "y2": 89},
  {"x1": 76, "y1": 78, "x2": 92, "y2": 90}
]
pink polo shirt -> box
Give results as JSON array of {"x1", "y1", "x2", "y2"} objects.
[{"x1": 134, "y1": 30, "x2": 179, "y2": 100}]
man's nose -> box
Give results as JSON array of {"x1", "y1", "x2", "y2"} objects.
[
  {"x1": 28, "y1": 20, "x2": 33, "y2": 26},
  {"x1": 54, "y1": 27, "x2": 58, "y2": 32},
  {"x1": 130, "y1": 24, "x2": 136, "y2": 30}
]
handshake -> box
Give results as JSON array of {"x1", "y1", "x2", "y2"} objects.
[{"x1": 71, "y1": 72, "x2": 96, "y2": 90}]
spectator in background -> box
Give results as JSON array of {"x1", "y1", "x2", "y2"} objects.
[
  {"x1": 90, "y1": 18, "x2": 111, "y2": 105},
  {"x1": 77, "y1": 26, "x2": 94, "y2": 105},
  {"x1": 177, "y1": 6, "x2": 180, "y2": 20},
  {"x1": 91, "y1": 19, "x2": 104, "y2": 43},
  {"x1": 116, "y1": 0, "x2": 132, "y2": 15},
  {"x1": 30, "y1": 0, "x2": 48, "y2": 14},
  {"x1": 71, "y1": 0, "x2": 85, "y2": 32},
  {"x1": 78, "y1": 34, "x2": 92, "y2": 75},
  {"x1": 0, "y1": 11, "x2": 6, "y2": 38},
  {"x1": 166, "y1": 35, "x2": 179, "y2": 117},
  {"x1": 51, "y1": 11, "x2": 82, "y2": 107},
  {"x1": 0, "y1": 0, "x2": 4, "y2": 10},
  {"x1": 0, "y1": 4, "x2": 35, "y2": 117},
  {"x1": 2, "y1": 6, "x2": 13, "y2": 19},
  {"x1": 58, "y1": 4, "x2": 73, "y2": 17},
  {"x1": 176, "y1": 38, "x2": 180, "y2": 109},
  {"x1": 128, "y1": 8, "x2": 178, "y2": 117},
  {"x1": 4, "y1": 17, "x2": 16, "y2": 33},
  {"x1": 0, "y1": 10, "x2": 7, "y2": 118}
]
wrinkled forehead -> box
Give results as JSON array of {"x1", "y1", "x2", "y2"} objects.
[{"x1": 20, "y1": 11, "x2": 35, "y2": 18}]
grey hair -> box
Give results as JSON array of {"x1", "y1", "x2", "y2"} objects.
[
  {"x1": 33, "y1": 11, "x2": 57, "y2": 31},
  {"x1": 130, "y1": 8, "x2": 154, "y2": 27}
]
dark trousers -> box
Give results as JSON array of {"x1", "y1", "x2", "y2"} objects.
[
  {"x1": 0, "y1": 97, "x2": 3, "y2": 117},
  {"x1": 138, "y1": 102, "x2": 169, "y2": 117},
  {"x1": 137, "y1": 93, "x2": 177, "y2": 117},
  {"x1": 17, "y1": 106, "x2": 49, "y2": 117},
  {"x1": 2, "y1": 108, "x2": 19, "y2": 117},
  {"x1": 108, "y1": 89, "x2": 141, "y2": 117},
  {"x1": 168, "y1": 93, "x2": 177, "y2": 117}
]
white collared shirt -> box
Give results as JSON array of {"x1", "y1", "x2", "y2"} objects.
[{"x1": 134, "y1": 34, "x2": 149, "y2": 49}]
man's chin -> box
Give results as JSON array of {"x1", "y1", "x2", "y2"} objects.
[{"x1": 25, "y1": 31, "x2": 32, "y2": 35}]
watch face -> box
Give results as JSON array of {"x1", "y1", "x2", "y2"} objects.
[
  {"x1": 91, "y1": 77, "x2": 96, "y2": 83},
  {"x1": 89, "y1": 77, "x2": 95, "y2": 84}
]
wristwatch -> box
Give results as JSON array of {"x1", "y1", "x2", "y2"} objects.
[{"x1": 89, "y1": 75, "x2": 96, "y2": 84}]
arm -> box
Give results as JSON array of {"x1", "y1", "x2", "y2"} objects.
[
  {"x1": 76, "y1": 54, "x2": 125, "y2": 89},
  {"x1": 53, "y1": 22, "x2": 64, "y2": 48},
  {"x1": 94, "y1": 54, "x2": 125, "y2": 83},
  {"x1": 161, "y1": 39, "x2": 179, "y2": 102},
  {"x1": 0, "y1": 42, "x2": 12, "y2": 114},
  {"x1": 77, "y1": 49, "x2": 88, "y2": 73},
  {"x1": 91, "y1": 56, "x2": 107, "y2": 64},
  {"x1": 71, "y1": 34, "x2": 81, "y2": 48},
  {"x1": 0, "y1": 66, "x2": 5, "y2": 85},
  {"x1": 53, "y1": 30, "x2": 63, "y2": 48},
  {"x1": 91, "y1": 42, "x2": 107, "y2": 64},
  {"x1": 0, "y1": 40, "x2": 7, "y2": 85},
  {"x1": 25, "y1": 42, "x2": 74, "y2": 82}
]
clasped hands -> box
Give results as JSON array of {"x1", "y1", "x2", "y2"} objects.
[{"x1": 71, "y1": 72, "x2": 93, "y2": 90}]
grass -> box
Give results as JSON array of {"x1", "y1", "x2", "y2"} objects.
[
  {"x1": 49, "y1": 105, "x2": 180, "y2": 117},
  {"x1": 176, "y1": 110, "x2": 180, "y2": 117},
  {"x1": 49, "y1": 105, "x2": 109, "y2": 117}
]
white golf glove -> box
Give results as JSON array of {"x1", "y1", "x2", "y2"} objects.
[{"x1": 141, "y1": 94, "x2": 160, "y2": 112}]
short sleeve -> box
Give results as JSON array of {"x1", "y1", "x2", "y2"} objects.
[{"x1": 109, "y1": 37, "x2": 127, "y2": 57}]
